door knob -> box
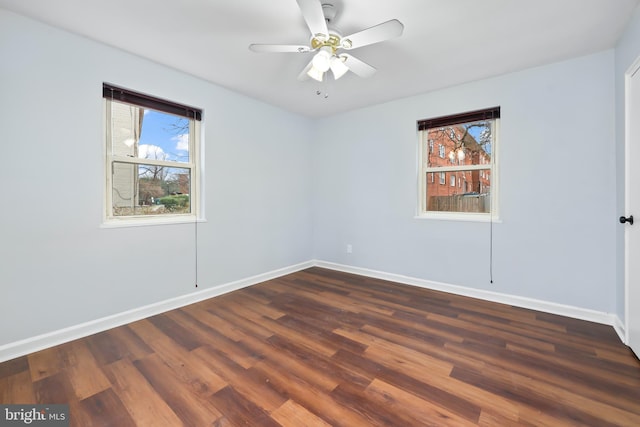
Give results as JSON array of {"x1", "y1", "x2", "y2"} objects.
[{"x1": 620, "y1": 215, "x2": 634, "y2": 225}]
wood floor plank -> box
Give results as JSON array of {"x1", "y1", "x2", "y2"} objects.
[
  {"x1": 60, "y1": 340, "x2": 111, "y2": 400},
  {"x1": 595, "y1": 345, "x2": 640, "y2": 366},
  {"x1": 0, "y1": 356, "x2": 28, "y2": 380},
  {"x1": 264, "y1": 279, "x2": 378, "y2": 316},
  {"x1": 33, "y1": 371, "x2": 76, "y2": 405},
  {"x1": 191, "y1": 344, "x2": 288, "y2": 413},
  {"x1": 450, "y1": 365, "x2": 625, "y2": 427},
  {"x1": 74, "y1": 388, "x2": 137, "y2": 427},
  {"x1": 265, "y1": 334, "x2": 371, "y2": 390},
  {"x1": 330, "y1": 381, "x2": 419, "y2": 426},
  {"x1": 85, "y1": 330, "x2": 128, "y2": 366},
  {"x1": 506, "y1": 341, "x2": 640, "y2": 389},
  {"x1": 0, "y1": 370, "x2": 35, "y2": 404},
  {"x1": 364, "y1": 378, "x2": 481, "y2": 427},
  {"x1": 358, "y1": 323, "x2": 486, "y2": 372},
  {"x1": 102, "y1": 358, "x2": 183, "y2": 426},
  {"x1": 27, "y1": 347, "x2": 66, "y2": 382},
  {"x1": 127, "y1": 319, "x2": 228, "y2": 398},
  {"x1": 133, "y1": 353, "x2": 224, "y2": 426},
  {"x1": 275, "y1": 314, "x2": 367, "y2": 355},
  {"x1": 363, "y1": 332, "x2": 454, "y2": 378},
  {"x1": 86, "y1": 325, "x2": 153, "y2": 366},
  {"x1": 210, "y1": 301, "x2": 276, "y2": 340},
  {"x1": 450, "y1": 339, "x2": 640, "y2": 414},
  {"x1": 182, "y1": 305, "x2": 248, "y2": 342},
  {"x1": 250, "y1": 358, "x2": 377, "y2": 426},
  {"x1": 210, "y1": 386, "x2": 281, "y2": 427},
  {"x1": 239, "y1": 333, "x2": 344, "y2": 393},
  {"x1": 270, "y1": 399, "x2": 333, "y2": 427},
  {"x1": 330, "y1": 347, "x2": 483, "y2": 423},
  {"x1": 1, "y1": 267, "x2": 639, "y2": 426},
  {"x1": 166, "y1": 309, "x2": 262, "y2": 370},
  {"x1": 146, "y1": 314, "x2": 203, "y2": 351}
]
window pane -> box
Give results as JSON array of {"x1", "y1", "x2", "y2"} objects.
[
  {"x1": 112, "y1": 162, "x2": 191, "y2": 216},
  {"x1": 425, "y1": 121, "x2": 492, "y2": 168},
  {"x1": 110, "y1": 101, "x2": 190, "y2": 163},
  {"x1": 426, "y1": 170, "x2": 491, "y2": 213}
]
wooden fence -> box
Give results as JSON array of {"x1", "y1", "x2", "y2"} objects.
[{"x1": 428, "y1": 194, "x2": 490, "y2": 213}]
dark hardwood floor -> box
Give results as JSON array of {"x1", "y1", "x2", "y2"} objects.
[{"x1": 1, "y1": 267, "x2": 640, "y2": 426}]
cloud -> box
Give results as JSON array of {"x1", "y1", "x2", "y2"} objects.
[
  {"x1": 138, "y1": 144, "x2": 167, "y2": 160},
  {"x1": 173, "y1": 134, "x2": 189, "y2": 151}
]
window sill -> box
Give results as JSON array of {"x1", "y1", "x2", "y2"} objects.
[
  {"x1": 100, "y1": 215, "x2": 207, "y2": 229},
  {"x1": 414, "y1": 213, "x2": 502, "y2": 223}
]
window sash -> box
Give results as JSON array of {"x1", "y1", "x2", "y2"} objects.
[
  {"x1": 425, "y1": 164, "x2": 490, "y2": 173},
  {"x1": 110, "y1": 155, "x2": 193, "y2": 170},
  {"x1": 104, "y1": 97, "x2": 200, "y2": 221},
  {"x1": 417, "y1": 113, "x2": 499, "y2": 218}
]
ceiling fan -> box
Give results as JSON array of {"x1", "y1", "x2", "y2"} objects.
[{"x1": 249, "y1": 0, "x2": 404, "y2": 82}]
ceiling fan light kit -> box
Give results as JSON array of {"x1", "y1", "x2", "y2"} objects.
[
  {"x1": 330, "y1": 55, "x2": 349, "y2": 79},
  {"x1": 311, "y1": 46, "x2": 332, "y2": 72},
  {"x1": 249, "y1": 0, "x2": 404, "y2": 84}
]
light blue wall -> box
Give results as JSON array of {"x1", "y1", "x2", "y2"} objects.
[
  {"x1": 312, "y1": 50, "x2": 618, "y2": 314},
  {"x1": 1, "y1": 5, "x2": 636, "y2": 348},
  {"x1": 615, "y1": 4, "x2": 640, "y2": 321},
  {"x1": 0, "y1": 10, "x2": 313, "y2": 346}
]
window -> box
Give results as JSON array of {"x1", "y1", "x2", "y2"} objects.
[
  {"x1": 103, "y1": 83, "x2": 202, "y2": 224},
  {"x1": 418, "y1": 107, "x2": 499, "y2": 218}
]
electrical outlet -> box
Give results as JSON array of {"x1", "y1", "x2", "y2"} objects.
[{"x1": 346, "y1": 244, "x2": 353, "y2": 254}]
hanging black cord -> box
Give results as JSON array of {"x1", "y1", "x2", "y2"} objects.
[
  {"x1": 195, "y1": 213, "x2": 198, "y2": 288},
  {"x1": 489, "y1": 210, "x2": 494, "y2": 284},
  {"x1": 190, "y1": 108, "x2": 199, "y2": 289}
]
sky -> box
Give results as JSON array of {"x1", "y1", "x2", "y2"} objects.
[{"x1": 137, "y1": 110, "x2": 190, "y2": 163}]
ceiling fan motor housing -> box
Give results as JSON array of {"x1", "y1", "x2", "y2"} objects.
[
  {"x1": 311, "y1": 4, "x2": 352, "y2": 52},
  {"x1": 322, "y1": 3, "x2": 337, "y2": 23}
]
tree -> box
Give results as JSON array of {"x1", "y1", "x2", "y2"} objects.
[{"x1": 138, "y1": 178, "x2": 164, "y2": 205}]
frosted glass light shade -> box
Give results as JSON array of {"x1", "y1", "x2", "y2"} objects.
[
  {"x1": 330, "y1": 55, "x2": 349, "y2": 79},
  {"x1": 307, "y1": 66, "x2": 324, "y2": 82},
  {"x1": 312, "y1": 47, "x2": 332, "y2": 72}
]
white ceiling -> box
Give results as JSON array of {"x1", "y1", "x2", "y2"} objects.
[{"x1": 1, "y1": 0, "x2": 638, "y2": 118}]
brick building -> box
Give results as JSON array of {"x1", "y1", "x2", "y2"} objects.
[
  {"x1": 424, "y1": 124, "x2": 492, "y2": 213},
  {"x1": 426, "y1": 124, "x2": 491, "y2": 197}
]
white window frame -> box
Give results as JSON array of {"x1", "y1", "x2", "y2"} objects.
[
  {"x1": 416, "y1": 111, "x2": 500, "y2": 222},
  {"x1": 102, "y1": 86, "x2": 203, "y2": 227}
]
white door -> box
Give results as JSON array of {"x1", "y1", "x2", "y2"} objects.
[{"x1": 625, "y1": 57, "x2": 640, "y2": 358}]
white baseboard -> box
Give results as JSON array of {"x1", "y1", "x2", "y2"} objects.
[
  {"x1": 315, "y1": 260, "x2": 626, "y2": 340},
  {"x1": 612, "y1": 316, "x2": 627, "y2": 345},
  {"x1": 0, "y1": 261, "x2": 314, "y2": 363},
  {"x1": 0, "y1": 259, "x2": 626, "y2": 363}
]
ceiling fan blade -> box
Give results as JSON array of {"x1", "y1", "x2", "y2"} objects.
[
  {"x1": 341, "y1": 19, "x2": 404, "y2": 49},
  {"x1": 249, "y1": 44, "x2": 310, "y2": 53},
  {"x1": 297, "y1": 59, "x2": 314, "y2": 81},
  {"x1": 296, "y1": 0, "x2": 329, "y2": 38},
  {"x1": 341, "y1": 54, "x2": 377, "y2": 78}
]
